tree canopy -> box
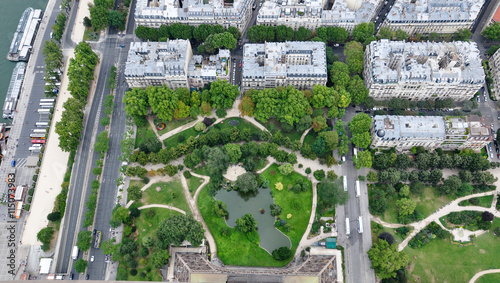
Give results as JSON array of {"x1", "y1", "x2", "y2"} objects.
[
  {"x1": 156, "y1": 214, "x2": 205, "y2": 248},
  {"x1": 367, "y1": 240, "x2": 409, "y2": 279}
]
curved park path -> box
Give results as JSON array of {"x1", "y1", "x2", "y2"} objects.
[
  {"x1": 371, "y1": 173, "x2": 500, "y2": 251},
  {"x1": 469, "y1": 269, "x2": 500, "y2": 283},
  {"x1": 138, "y1": 204, "x2": 186, "y2": 215}
]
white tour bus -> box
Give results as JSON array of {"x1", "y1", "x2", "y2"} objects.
[{"x1": 358, "y1": 216, "x2": 363, "y2": 233}]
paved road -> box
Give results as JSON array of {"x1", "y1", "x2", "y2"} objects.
[
  {"x1": 335, "y1": 106, "x2": 375, "y2": 283},
  {"x1": 372, "y1": 0, "x2": 396, "y2": 32},
  {"x1": 55, "y1": 0, "x2": 137, "y2": 278}
]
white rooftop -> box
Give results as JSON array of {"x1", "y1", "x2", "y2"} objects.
[
  {"x1": 386, "y1": 0, "x2": 484, "y2": 23},
  {"x1": 367, "y1": 39, "x2": 484, "y2": 85}
]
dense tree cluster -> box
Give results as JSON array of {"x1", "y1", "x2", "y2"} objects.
[
  {"x1": 42, "y1": 40, "x2": 64, "y2": 97},
  {"x1": 408, "y1": 222, "x2": 451, "y2": 248},
  {"x1": 247, "y1": 25, "x2": 349, "y2": 44},
  {"x1": 135, "y1": 23, "x2": 240, "y2": 53},
  {"x1": 317, "y1": 179, "x2": 349, "y2": 215},
  {"x1": 124, "y1": 80, "x2": 238, "y2": 122},
  {"x1": 156, "y1": 214, "x2": 205, "y2": 248},
  {"x1": 482, "y1": 22, "x2": 500, "y2": 41},
  {"x1": 52, "y1": 10, "x2": 67, "y2": 41},
  {"x1": 56, "y1": 42, "x2": 98, "y2": 152},
  {"x1": 348, "y1": 113, "x2": 372, "y2": 151},
  {"x1": 367, "y1": 239, "x2": 409, "y2": 280},
  {"x1": 377, "y1": 27, "x2": 409, "y2": 41},
  {"x1": 89, "y1": 0, "x2": 127, "y2": 31}
]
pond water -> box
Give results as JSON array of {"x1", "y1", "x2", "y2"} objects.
[{"x1": 215, "y1": 188, "x2": 291, "y2": 253}]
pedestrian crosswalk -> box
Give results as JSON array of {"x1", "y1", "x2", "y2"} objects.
[{"x1": 15, "y1": 158, "x2": 27, "y2": 168}]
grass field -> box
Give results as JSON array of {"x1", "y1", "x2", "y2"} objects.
[
  {"x1": 213, "y1": 117, "x2": 262, "y2": 136},
  {"x1": 379, "y1": 186, "x2": 454, "y2": 224},
  {"x1": 162, "y1": 127, "x2": 199, "y2": 149},
  {"x1": 405, "y1": 218, "x2": 500, "y2": 282},
  {"x1": 370, "y1": 221, "x2": 411, "y2": 244},
  {"x1": 477, "y1": 273, "x2": 500, "y2": 283},
  {"x1": 129, "y1": 180, "x2": 146, "y2": 189},
  {"x1": 458, "y1": 195, "x2": 494, "y2": 208},
  {"x1": 197, "y1": 163, "x2": 312, "y2": 267},
  {"x1": 187, "y1": 175, "x2": 204, "y2": 196},
  {"x1": 303, "y1": 130, "x2": 317, "y2": 147},
  {"x1": 194, "y1": 165, "x2": 210, "y2": 176},
  {"x1": 155, "y1": 116, "x2": 195, "y2": 136},
  {"x1": 142, "y1": 180, "x2": 190, "y2": 213}
]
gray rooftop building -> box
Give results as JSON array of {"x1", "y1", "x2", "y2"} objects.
[
  {"x1": 363, "y1": 39, "x2": 484, "y2": 101},
  {"x1": 134, "y1": 0, "x2": 255, "y2": 31},
  {"x1": 383, "y1": 0, "x2": 484, "y2": 35},
  {"x1": 241, "y1": 41, "x2": 327, "y2": 91},
  {"x1": 124, "y1": 40, "x2": 193, "y2": 89},
  {"x1": 371, "y1": 115, "x2": 492, "y2": 151},
  {"x1": 257, "y1": 0, "x2": 382, "y2": 31}
]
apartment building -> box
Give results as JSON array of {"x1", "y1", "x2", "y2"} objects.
[
  {"x1": 125, "y1": 40, "x2": 232, "y2": 89},
  {"x1": 241, "y1": 41, "x2": 327, "y2": 91},
  {"x1": 134, "y1": 0, "x2": 254, "y2": 31},
  {"x1": 489, "y1": 47, "x2": 500, "y2": 99},
  {"x1": 371, "y1": 115, "x2": 492, "y2": 151},
  {"x1": 256, "y1": 0, "x2": 381, "y2": 31},
  {"x1": 382, "y1": 0, "x2": 484, "y2": 35},
  {"x1": 363, "y1": 40, "x2": 484, "y2": 101}
]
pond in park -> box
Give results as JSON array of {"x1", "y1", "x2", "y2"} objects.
[{"x1": 215, "y1": 188, "x2": 291, "y2": 253}]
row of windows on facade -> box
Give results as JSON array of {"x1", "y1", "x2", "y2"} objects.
[{"x1": 387, "y1": 19, "x2": 472, "y2": 24}]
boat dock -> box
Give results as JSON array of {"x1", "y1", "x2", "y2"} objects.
[
  {"x1": 3, "y1": 62, "x2": 27, "y2": 119},
  {"x1": 7, "y1": 7, "x2": 43, "y2": 62}
]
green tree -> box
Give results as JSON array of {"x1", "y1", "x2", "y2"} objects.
[
  {"x1": 344, "y1": 41, "x2": 364, "y2": 74},
  {"x1": 227, "y1": 26, "x2": 241, "y2": 39},
  {"x1": 124, "y1": 88, "x2": 149, "y2": 117},
  {"x1": 205, "y1": 32, "x2": 237, "y2": 53},
  {"x1": 272, "y1": 247, "x2": 291, "y2": 261},
  {"x1": 94, "y1": 131, "x2": 110, "y2": 153},
  {"x1": 76, "y1": 231, "x2": 93, "y2": 251},
  {"x1": 156, "y1": 214, "x2": 205, "y2": 248},
  {"x1": 37, "y1": 227, "x2": 55, "y2": 247},
  {"x1": 55, "y1": 98, "x2": 84, "y2": 152},
  {"x1": 151, "y1": 250, "x2": 171, "y2": 268},
  {"x1": 352, "y1": 22, "x2": 375, "y2": 43},
  {"x1": 454, "y1": 28, "x2": 472, "y2": 41},
  {"x1": 74, "y1": 258, "x2": 88, "y2": 273},
  {"x1": 235, "y1": 172, "x2": 259, "y2": 193},
  {"x1": 296, "y1": 115, "x2": 313, "y2": 131},
  {"x1": 128, "y1": 185, "x2": 143, "y2": 201},
  {"x1": 213, "y1": 200, "x2": 229, "y2": 218},
  {"x1": 312, "y1": 116, "x2": 327, "y2": 132},
  {"x1": 278, "y1": 163, "x2": 294, "y2": 176},
  {"x1": 236, "y1": 213, "x2": 258, "y2": 233},
  {"x1": 351, "y1": 132, "x2": 371, "y2": 149},
  {"x1": 330, "y1": 61, "x2": 350, "y2": 89},
  {"x1": 224, "y1": 143, "x2": 242, "y2": 163},
  {"x1": 312, "y1": 136, "x2": 326, "y2": 155},
  {"x1": 109, "y1": 205, "x2": 130, "y2": 227},
  {"x1": 399, "y1": 185, "x2": 410, "y2": 197},
  {"x1": 348, "y1": 113, "x2": 372, "y2": 135},
  {"x1": 377, "y1": 27, "x2": 392, "y2": 39},
  {"x1": 239, "y1": 96, "x2": 255, "y2": 117},
  {"x1": 429, "y1": 32, "x2": 440, "y2": 41},
  {"x1": 147, "y1": 86, "x2": 178, "y2": 121},
  {"x1": 317, "y1": 180, "x2": 349, "y2": 214},
  {"x1": 47, "y1": 212, "x2": 61, "y2": 222},
  {"x1": 347, "y1": 75, "x2": 369, "y2": 105},
  {"x1": 101, "y1": 237, "x2": 119, "y2": 256},
  {"x1": 367, "y1": 240, "x2": 409, "y2": 279},
  {"x1": 276, "y1": 25, "x2": 294, "y2": 42},
  {"x1": 90, "y1": 5, "x2": 109, "y2": 31},
  {"x1": 394, "y1": 29, "x2": 409, "y2": 41},
  {"x1": 319, "y1": 131, "x2": 338, "y2": 151},
  {"x1": 395, "y1": 198, "x2": 417, "y2": 217},
  {"x1": 482, "y1": 22, "x2": 500, "y2": 41},
  {"x1": 295, "y1": 27, "x2": 312, "y2": 41},
  {"x1": 108, "y1": 10, "x2": 125, "y2": 30},
  {"x1": 353, "y1": 150, "x2": 372, "y2": 169},
  {"x1": 52, "y1": 12, "x2": 67, "y2": 41},
  {"x1": 139, "y1": 135, "x2": 162, "y2": 154},
  {"x1": 209, "y1": 79, "x2": 239, "y2": 109},
  {"x1": 43, "y1": 40, "x2": 64, "y2": 71},
  {"x1": 247, "y1": 25, "x2": 275, "y2": 42}
]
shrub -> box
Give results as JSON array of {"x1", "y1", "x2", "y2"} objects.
[
  {"x1": 305, "y1": 167, "x2": 312, "y2": 174},
  {"x1": 272, "y1": 247, "x2": 291, "y2": 261},
  {"x1": 314, "y1": 170, "x2": 325, "y2": 181},
  {"x1": 183, "y1": 170, "x2": 192, "y2": 178},
  {"x1": 28, "y1": 189, "x2": 34, "y2": 196},
  {"x1": 216, "y1": 108, "x2": 227, "y2": 118},
  {"x1": 143, "y1": 177, "x2": 150, "y2": 184},
  {"x1": 130, "y1": 269, "x2": 138, "y2": 276},
  {"x1": 47, "y1": 212, "x2": 61, "y2": 222},
  {"x1": 194, "y1": 121, "x2": 206, "y2": 132}
]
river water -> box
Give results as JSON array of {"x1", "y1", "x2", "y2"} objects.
[{"x1": 0, "y1": 0, "x2": 48, "y2": 123}]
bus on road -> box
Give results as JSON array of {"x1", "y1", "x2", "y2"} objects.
[
  {"x1": 358, "y1": 216, "x2": 363, "y2": 233},
  {"x1": 94, "y1": 231, "x2": 102, "y2": 249},
  {"x1": 343, "y1": 176, "x2": 347, "y2": 191},
  {"x1": 346, "y1": 218, "x2": 350, "y2": 236},
  {"x1": 355, "y1": 180, "x2": 360, "y2": 197}
]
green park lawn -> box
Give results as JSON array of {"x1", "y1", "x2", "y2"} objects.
[
  {"x1": 302, "y1": 130, "x2": 317, "y2": 148},
  {"x1": 213, "y1": 117, "x2": 262, "y2": 136},
  {"x1": 154, "y1": 116, "x2": 195, "y2": 136},
  {"x1": 162, "y1": 127, "x2": 199, "y2": 149},
  {"x1": 260, "y1": 163, "x2": 313, "y2": 250},
  {"x1": 370, "y1": 221, "x2": 411, "y2": 244},
  {"x1": 193, "y1": 165, "x2": 210, "y2": 176},
  {"x1": 477, "y1": 273, "x2": 500, "y2": 283},
  {"x1": 129, "y1": 180, "x2": 146, "y2": 189},
  {"x1": 405, "y1": 218, "x2": 500, "y2": 282},
  {"x1": 187, "y1": 175, "x2": 204, "y2": 196},
  {"x1": 458, "y1": 195, "x2": 494, "y2": 208},
  {"x1": 142, "y1": 180, "x2": 190, "y2": 213},
  {"x1": 378, "y1": 186, "x2": 454, "y2": 224},
  {"x1": 197, "y1": 163, "x2": 312, "y2": 267}
]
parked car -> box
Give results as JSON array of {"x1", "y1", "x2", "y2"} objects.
[
  {"x1": 90, "y1": 256, "x2": 94, "y2": 262},
  {"x1": 69, "y1": 274, "x2": 74, "y2": 280},
  {"x1": 490, "y1": 153, "x2": 494, "y2": 159},
  {"x1": 85, "y1": 274, "x2": 89, "y2": 280}
]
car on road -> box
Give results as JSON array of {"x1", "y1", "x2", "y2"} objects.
[
  {"x1": 239, "y1": 67, "x2": 242, "y2": 72},
  {"x1": 496, "y1": 147, "x2": 499, "y2": 153},
  {"x1": 93, "y1": 229, "x2": 96, "y2": 235},
  {"x1": 69, "y1": 274, "x2": 73, "y2": 280},
  {"x1": 498, "y1": 153, "x2": 500, "y2": 159},
  {"x1": 85, "y1": 274, "x2": 89, "y2": 280},
  {"x1": 119, "y1": 44, "x2": 125, "y2": 48},
  {"x1": 90, "y1": 256, "x2": 94, "y2": 262},
  {"x1": 50, "y1": 32, "x2": 53, "y2": 38},
  {"x1": 334, "y1": 43, "x2": 339, "y2": 47},
  {"x1": 239, "y1": 63, "x2": 242, "y2": 67},
  {"x1": 491, "y1": 153, "x2": 494, "y2": 159},
  {"x1": 477, "y1": 97, "x2": 480, "y2": 102}
]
